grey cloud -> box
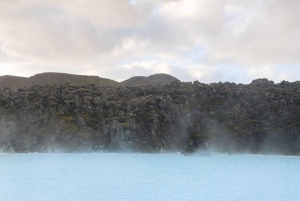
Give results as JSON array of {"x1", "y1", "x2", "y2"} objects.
[
  {"x1": 0, "y1": 3, "x2": 121, "y2": 63},
  {"x1": 57, "y1": 0, "x2": 156, "y2": 28}
]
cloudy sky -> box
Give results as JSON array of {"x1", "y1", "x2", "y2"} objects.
[{"x1": 0, "y1": 0, "x2": 299, "y2": 83}]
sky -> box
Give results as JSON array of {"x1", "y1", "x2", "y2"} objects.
[{"x1": 0, "y1": 0, "x2": 300, "y2": 83}]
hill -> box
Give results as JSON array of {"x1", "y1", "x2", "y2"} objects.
[
  {"x1": 0, "y1": 72, "x2": 119, "y2": 88},
  {"x1": 19, "y1": 72, "x2": 119, "y2": 87},
  {"x1": 0, "y1": 75, "x2": 28, "y2": 88},
  {"x1": 0, "y1": 72, "x2": 179, "y2": 88},
  {"x1": 120, "y1": 74, "x2": 180, "y2": 86}
]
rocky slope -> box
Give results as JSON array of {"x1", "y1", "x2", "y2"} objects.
[{"x1": 0, "y1": 78, "x2": 300, "y2": 155}]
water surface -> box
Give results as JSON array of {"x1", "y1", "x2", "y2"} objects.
[{"x1": 0, "y1": 153, "x2": 299, "y2": 201}]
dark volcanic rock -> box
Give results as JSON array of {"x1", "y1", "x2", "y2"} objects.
[{"x1": 0, "y1": 78, "x2": 300, "y2": 155}]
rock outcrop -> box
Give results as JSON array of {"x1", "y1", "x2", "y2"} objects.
[{"x1": 0, "y1": 78, "x2": 300, "y2": 155}]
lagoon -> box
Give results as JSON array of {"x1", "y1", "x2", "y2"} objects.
[{"x1": 0, "y1": 153, "x2": 299, "y2": 201}]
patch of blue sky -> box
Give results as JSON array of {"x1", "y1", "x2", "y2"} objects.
[
  {"x1": 274, "y1": 65, "x2": 300, "y2": 82},
  {"x1": 181, "y1": 44, "x2": 206, "y2": 65},
  {"x1": 217, "y1": 63, "x2": 245, "y2": 81}
]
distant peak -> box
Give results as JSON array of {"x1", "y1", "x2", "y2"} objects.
[{"x1": 121, "y1": 73, "x2": 180, "y2": 86}]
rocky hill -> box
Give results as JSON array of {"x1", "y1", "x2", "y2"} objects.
[{"x1": 0, "y1": 78, "x2": 300, "y2": 155}]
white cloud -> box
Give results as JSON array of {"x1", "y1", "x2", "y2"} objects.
[
  {"x1": 278, "y1": 73, "x2": 287, "y2": 82},
  {"x1": 160, "y1": 0, "x2": 199, "y2": 19},
  {"x1": 119, "y1": 61, "x2": 171, "y2": 74},
  {"x1": 246, "y1": 66, "x2": 274, "y2": 78},
  {"x1": 0, "y1": 0, "x2": 300, "y2": 83},
  {"x1": 184, "y1": 65, "x2": 223, "y2": 83},
  {"x1": 244, "y1": 65, "x2": 297, "y2": 83},
  {"x1": 56, "y1": 0, "x2": 154, "y2": 28}
]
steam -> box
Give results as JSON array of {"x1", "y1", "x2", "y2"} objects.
[{"x1": 0, "y1": 118, "x2": 16, "y2": 153}]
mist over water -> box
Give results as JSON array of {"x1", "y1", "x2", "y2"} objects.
[{"x1": 0, "y1": 153, "x2": 299, "y2": 201}]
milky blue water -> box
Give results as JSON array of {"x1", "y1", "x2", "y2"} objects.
[{"x1": 0, "y1": 153, "x2": 299, "y2": 201}]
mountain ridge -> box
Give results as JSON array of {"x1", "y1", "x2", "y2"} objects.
[{"x1": 0, "y1": 72, "x2": 179, "y2": 88}]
